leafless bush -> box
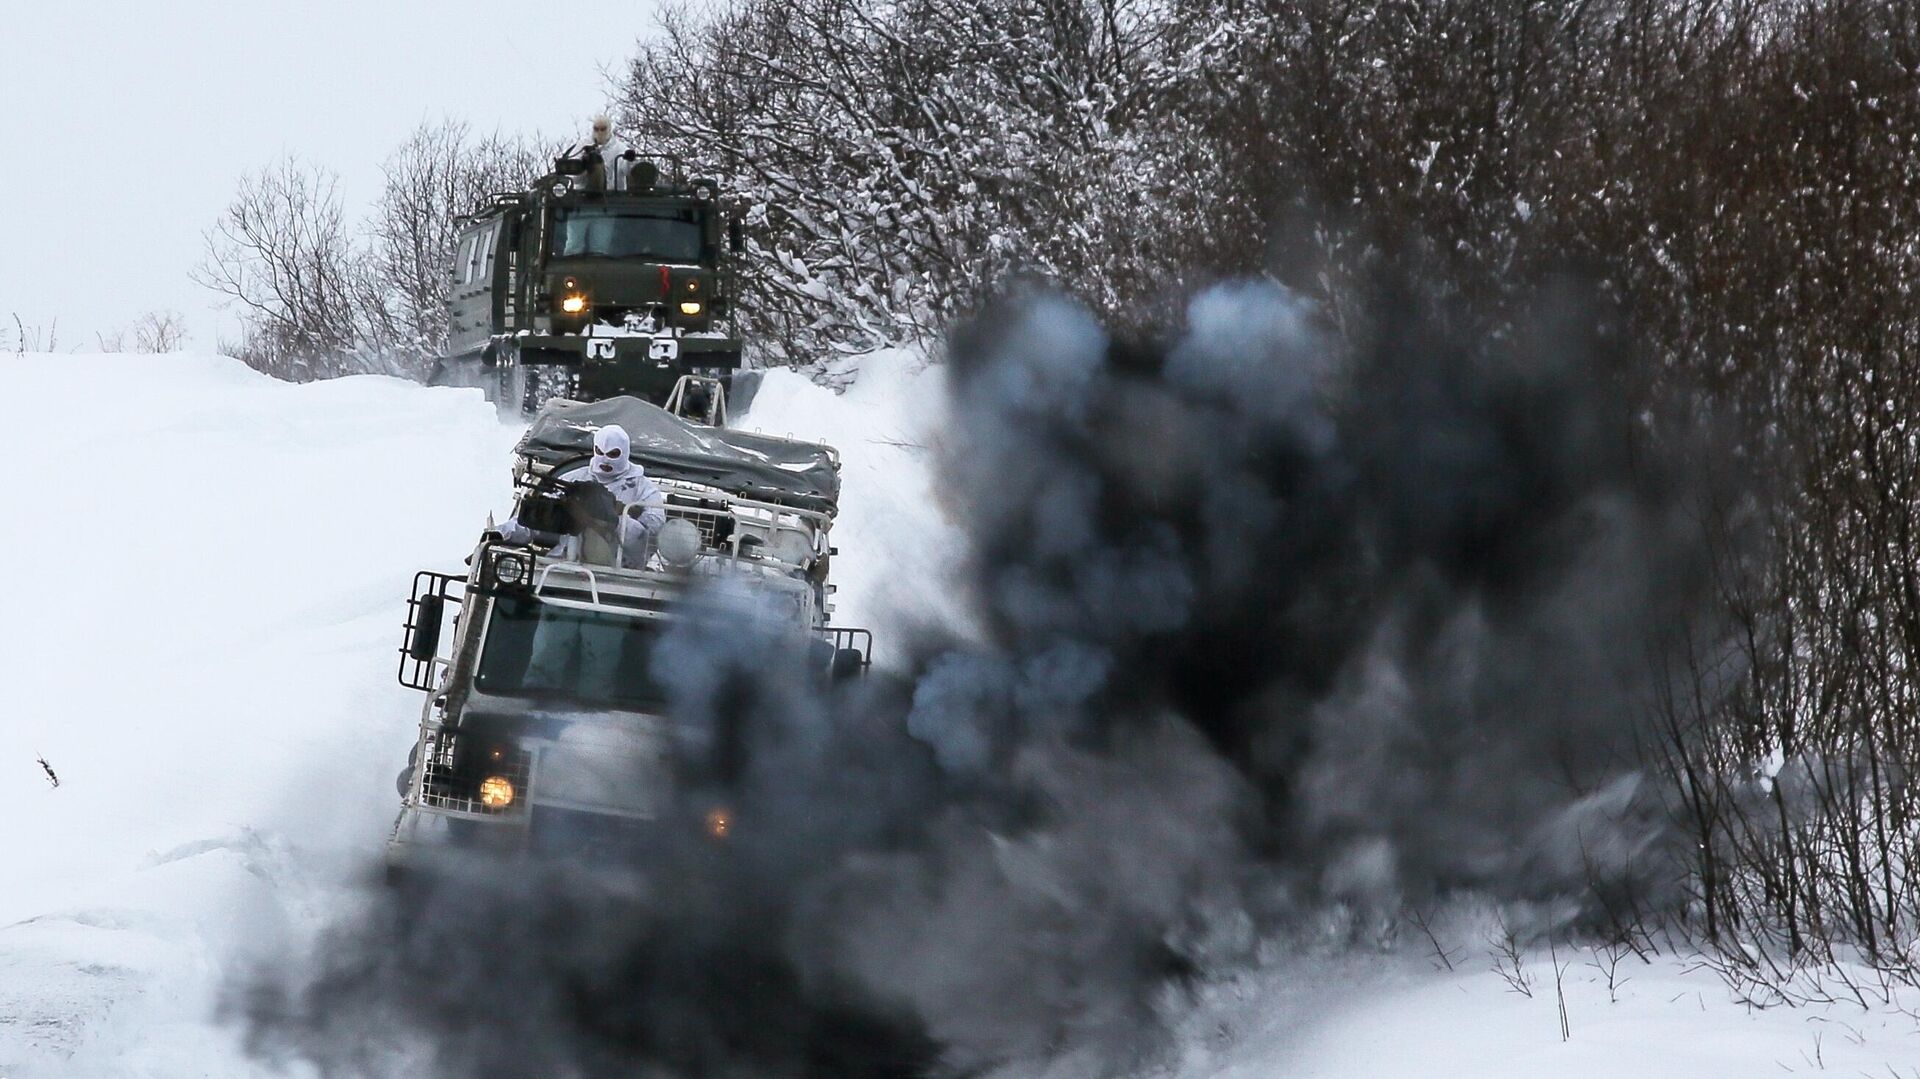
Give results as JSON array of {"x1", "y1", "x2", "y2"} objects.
[
  {"x1": 194, "y1": 158, "x2": 386, "y2": 381},
  {"x1": 1408, "y1": 907, "x2": 1461, "y2": 972},
  {"x1": 98, "y1": 310, "x2": 189, "y2": 353},
  {"x1": 1490, "y1": 920, "x2": 1536, "y2": 998},
  {"x1": 1549, "y1": 935, "x2": 1573, "y2": 1039},
  {"x1": 1587, "y1": 939, "x2": 1635, "y2": 1004},
  {"x1": 136, "y1": 311, "x2": 189, "y2": 353},
  {"x1": 10, "y1": 313, "x2": 59, "y2": 354},
  {"x1": 197, "y1": 124, "x2": 551, "y2": 382}
]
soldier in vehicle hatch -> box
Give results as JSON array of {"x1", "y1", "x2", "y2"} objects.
[
  {"x1": 577, "y1": 114, "x2": 633, "y2": 192},
  {"x1": 499, "y1": 424, "x2": 666, "y2": 568}
]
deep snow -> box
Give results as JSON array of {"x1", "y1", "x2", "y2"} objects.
[{"x1": 3, "y1": 352, "x2": 1919, "y2": 1077}]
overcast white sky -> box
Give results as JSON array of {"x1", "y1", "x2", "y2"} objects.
[{"x1": 0, "y1": 1, "x2": 660, "y2": 352}]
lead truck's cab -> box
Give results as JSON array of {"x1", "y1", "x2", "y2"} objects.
[
  {"x1": 386, "y1": 395, "x2": 866, "y2": 872},
  {"x1": 437, "y1": 150, "x2": 750, "y2": 417}
]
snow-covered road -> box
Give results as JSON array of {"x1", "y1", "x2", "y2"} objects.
[{"x1": 5, "y1": 353, "x2": 1920, "y2": 1077}]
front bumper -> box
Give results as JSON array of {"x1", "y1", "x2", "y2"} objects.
[
  {"x1": 509, "y1": 333, "x2": 743, "y2": 402},
  {"x1": 512, "y1": 333, "x2": 740, "y2": 368}
]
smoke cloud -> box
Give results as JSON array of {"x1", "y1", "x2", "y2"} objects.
[{"x1": 242, "y1": 273, "x2": 1726, "y2": 1077}]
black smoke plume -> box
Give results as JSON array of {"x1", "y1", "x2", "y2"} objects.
[{"x1": 242, "y1": 274, "x2": 1727, "y2": 1077}]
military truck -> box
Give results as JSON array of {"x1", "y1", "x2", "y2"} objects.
[
  {"x1": 386, "y1": 395, "x2": 868, "y2": 872},
  {"x1": 433, "y1": 148, "x2": 750, "y2": 417}
]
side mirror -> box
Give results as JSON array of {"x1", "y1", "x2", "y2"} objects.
[
  {"x1": 407, "y1": 594, "x2": 445, "y2": 662},
  {"x1": 728, "y1": 218, "x2": 745, "y2": 254}
]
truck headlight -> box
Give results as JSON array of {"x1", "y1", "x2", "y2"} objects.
[
  {"x1": 561, "y1": 294, "x2": 588, "y2": 315},
  {"x1": 493, "y1": 552, "x2": 529, "y2": 587},
  {"x1": 679, "y1": 301, "x2": 703, "y2": 316},
  {"x1": 479, "y1": 775, "x2": 515, "y2": 808}
]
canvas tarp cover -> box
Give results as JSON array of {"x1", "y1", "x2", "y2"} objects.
[{"x1": 517, "y1": 396, "x2": 841, "y2": 515}]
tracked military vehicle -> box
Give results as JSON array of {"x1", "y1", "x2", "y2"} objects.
[
  {"x1": 433, "y1": 146, "x2": 749, "y2": 417},
  {"x1": 386, "y1": 391, "x2": 867, "y2": 872}
]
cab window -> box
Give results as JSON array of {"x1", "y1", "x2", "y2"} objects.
[
  {"x1": 552, "y1": 207, "x2": 703, "y2": 262},
  {"x1": 475, "y1": 595, "x2": 669, "y2": 707},
  {"x1": 476, "y1": 226, "x2": 498, "y2": 282},
  {"x1": 454, "y1": 235, "x2": 477, "y2": 284}
]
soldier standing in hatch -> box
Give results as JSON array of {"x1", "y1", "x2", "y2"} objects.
[
  {"x1": 500, "y1": 424, "x2": 666, "y2": 567},
  {"x1": 579, "y1": 115, "x2": 633, "y2": 192}
]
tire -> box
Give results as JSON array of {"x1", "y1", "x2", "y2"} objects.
[
  {"x1": 521, "y1": 367, "x2": 544, "y2": 417},
  {"x1": 491, "y1": 363, "x2": 529, "y2": 422},
  {"x1": 519, "y1": 365, "x2": 576, "y2": 418}
]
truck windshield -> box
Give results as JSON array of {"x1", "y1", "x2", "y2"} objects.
[
  {"x1": 475, "y1": 594, "x2": 669, "y2": 707},
  {"x1": 552, "y1": 208, "x2": 703, "y2": 262}
]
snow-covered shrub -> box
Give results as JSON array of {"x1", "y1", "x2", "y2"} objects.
[{"x1": 615, "y1": 0, "x2": 1234, "y2": 366}]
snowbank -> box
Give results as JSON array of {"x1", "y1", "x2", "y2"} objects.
[{"x1": 0, "y1": 354, "x2": 519, "y2": 1074}]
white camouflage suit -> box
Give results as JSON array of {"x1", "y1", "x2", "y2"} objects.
[
  {"x1": 580, "y1": 116, "x2": 633, "y2": 191},
  {"x1": 500, "y1": 424, "x2": 666, "y2": 568}
]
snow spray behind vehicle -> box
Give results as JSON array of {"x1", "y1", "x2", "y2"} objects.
[{"x1": 241, "y1": 274, "x2": 1735, "y2": 1078}]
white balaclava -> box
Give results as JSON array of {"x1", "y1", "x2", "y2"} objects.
[
  {"x1": 591, "y1": 424, "x2": 635, "y2": 482},
  {"x1": 590, "y1": 115, "x2": 613, "y2": 148}
]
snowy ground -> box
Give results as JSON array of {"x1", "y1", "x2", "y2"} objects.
[
  {"x1": 1171, "y1": 944, "x2": 1920, "y2": 1079},
  {"x1": 4, "y1": 352, "x2": 1920, "y2": 1076}
]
